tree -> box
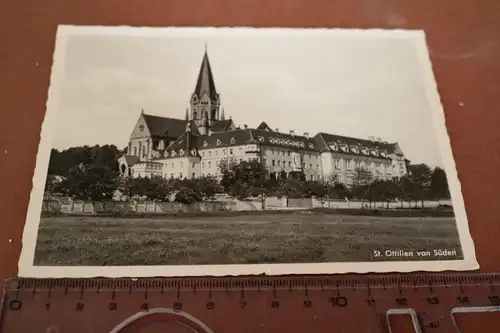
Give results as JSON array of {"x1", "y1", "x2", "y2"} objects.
[
  {"x1": 44, "y1": 175, "x2": 61, "y2": 198},
  {"x1": 219, "y1": 159, "x2": 237, "y2": 191},
  {"x1": 353, "y1": 167, "x2": 373, "y2": 187},
  {"x1": 305, "y1": 181, "x2": 328, "y2": 198},
  {"x1": 365, "y1": 180, "x2": 385, "y2": 206},
  {"x1": 47, "y1": 145, "x2": 121, "y2": 177},
  {"x1": 370, "y1": 179, "x2": 400, "y2": 208},
  {"x1": 54, "y1": 164, "x2": 119, "y2": 201},
  {"x1": 408, "y1": 164, "x2": 432, "y2": 185},
  {"x1": 174, "y1": 187, "x2": 202, "y2": 204},
  {"x1": 196, "y1": 175, "x2": 221, "y2": 199},
  {"x1": 219, "y1": 158, "x2": 268, "y2": 200},
  {"x1": 395, "y1": 175, "x2": 414, "y2": 207},
  {"x1": 330, "y1": 183, "x2": 351, "y2": 200},
  {"x1": 144, "y1": 176, "x2": 172, "y2": 201},
  {"x1": 280, "y1": 179, "x2": 307, "y2": 198},
  {"x1": 229, "y1": 180, "x2": 253, "y2": 200},
  {"x1": 380, "y1": 179, "x2": 401, "y2": 208},
  {"x1": 262, "y1": 177, "x2": 282, "y2": 197},
  {"x1": 408, "y1": 164, "x2": 433, "y2": 207},
  {"x1": 429, "y1": 167, "x2": 450, "y2": 200},
  {"x1": 351, "y1": 167, "x2": 374, "y2": 205}
]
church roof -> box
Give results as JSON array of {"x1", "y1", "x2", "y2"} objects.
[
  {"x1": 314, "y1": 132, "x2": 398, "y2": 159},
  {"x1": 152, "y1": 127, "x2": 403, "y2": 161},
  {"x1": 256, "y1": 121, "x2": 273, "y2": 131},
  {"x1": 191, "y1": 129, "x2": 318, "y2": 151},
  {"x1": 193, "y1": 51, "x2": 218, "y2": 100},
  {"x1": 165, "y1": 130, "x2": 199, "y2": 151},
  {"x1": 249, "y1": 129, "x2": 318, "y2": 151},
  {"x1": 211, "y1": 119, "x2": 234, "y2": 132},
  {"x1": 155, "y1": 128, "x2": 319, "y2": 160},
  {"x1": 142, "y1": 114, "x2": 187, "y2": 138},
  {"x1": 120, "y1": 155, "x2": 140, "y2": 166},
  {"x1": 142, "y1": 114, "x2": 202, "y2": 138}
]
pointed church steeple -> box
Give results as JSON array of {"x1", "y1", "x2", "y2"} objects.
[
  {"x1": 190, "y1": 45, "x2": 221, "y2": 134},
  {"x1": 185, "y1": 108, "x2": 189, "y2": 121},
  {"x1": 221, "y1": 108, "x2": 225, "y2": 120},
  {"x1": 193, "y1": 46, "x2": 218, "y2": 101}
]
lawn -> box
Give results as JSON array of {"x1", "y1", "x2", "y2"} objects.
[{"x1": 33, "y1": 211, "x2": 463, "y2": 266}]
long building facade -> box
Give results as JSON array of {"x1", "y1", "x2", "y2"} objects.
[{"x1": 118, "y1": 49, "x2": 408, "y2": 186}]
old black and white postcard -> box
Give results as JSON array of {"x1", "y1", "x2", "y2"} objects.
[{"x1": 18, "y1": 26, "x2": 478, "y2": 277}]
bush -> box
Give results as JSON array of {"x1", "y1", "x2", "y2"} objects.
[{"x1": 174, "y1": 187, "x2": 202, "y2": 204}]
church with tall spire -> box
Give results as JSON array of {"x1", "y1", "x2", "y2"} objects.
[
  {"x1": 190, "y1": 46, "x2": 220, "y2": 134},
  {"x1": 118, "y1": 46, "x2": 408, "y2": 185},
  {"x1": 119, "y1": 46, "x2": 237, "y2": 173}
]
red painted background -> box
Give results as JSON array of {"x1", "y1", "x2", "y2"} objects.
[{"x1": 0, "y1": 1, "x2": 499, "y2": 330}]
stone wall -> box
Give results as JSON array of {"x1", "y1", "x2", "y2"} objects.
[
  {"x1": 311, "y1": 198, "x2": 452, "y2": 209},
  {"x1": 41, "y1": 197, "x2": 452, "y2": 215},
  {"x1": 42, "y1": 200, "x2": 231, "y2": 214}
]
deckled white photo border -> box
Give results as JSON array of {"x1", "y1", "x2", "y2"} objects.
[{"x1": 18, "y1": 26, "x2": 479, "y2": 278}]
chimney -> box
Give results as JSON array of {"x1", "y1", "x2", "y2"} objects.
[
  {"x1": 377, "y1": 137, "x2": 382, "y2": 142},
  {"x1": 290, "y1": 130, "x2": 295, "y2": 137},
  {"x1": 244, "y1": 124, "x2": 248, "y2": 130},
  {"x1": 275, "y1": 128, "x2": 279, "y2": 132},
  {"x1": 303, "y1": 132, "x2": 309, "y2": 139}
]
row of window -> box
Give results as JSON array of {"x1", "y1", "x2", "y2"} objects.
[
  {"x1": 203, "y1": 161, "x2": 216, "y2": 169},
  {"x1": 202, "y1": 148, "x2": 235, "y2": 158},
  {"x1": 270, "y1": 172, "x2": 316, "y2": 181},
  {"x1": 161, "y1": 158, "x2": 250, "y2": 170},
  {"x1": 162, "y1": 162, "x2": 196, "y2": 169},
  {"x1": 334, "y1": 159, "x2": 392, "y2": 174},
  {"x1": 269, "y1": 149, "x2": 318, "y2": 159},
  {"x1": 330, "y1": 144, "x2": 388, "y2": 158},
  {"x1": 163, "y1": 172, "x2": 217, "y2": 180},
  {"x1": 131, "y1": 140, "x2": 174, "y2": 157},
  {"x1": 269, "y1": 159, "x2": 320, "y2": 170}
]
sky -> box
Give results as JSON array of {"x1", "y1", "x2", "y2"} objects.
[{"x1": 51, "y1": 27, "x2": 445, "y2": 167}]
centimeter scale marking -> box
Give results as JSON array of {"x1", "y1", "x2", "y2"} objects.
[{"x1": 2, "y1": 273, "x2": 500, "y2": 333}]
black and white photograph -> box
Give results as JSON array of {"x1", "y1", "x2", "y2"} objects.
[{"x1": 18, "y1": 26, "x2": 478, "y2": 277}]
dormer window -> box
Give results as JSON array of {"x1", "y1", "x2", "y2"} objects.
[
  {"x1": 380, "y1": 150, "x2": 387, "y2": 157},
  {"x1": 351, "y1": 147, "x2": 359, "y2": 154},
  {"x1": 258, "y1": 136, "x2": 264, "y2": 142},
  {"x1": 230, "y1": 137, "x2": 236, "y2": 144},
  {"x1": 203, "y1": 140, "x2": 208, "y2": 147},
  {"x1": 371, "y1": 149, "x2": 379, "y2": 156},
  {"x1": 330, "y1": 144, "x2": 338, "y2": 151},
  {"x1": 163, "y1": 151, "x2": 169, "y2": 157},
  {"x1": 179, "y1": 149, "x2": 185, "y2": 156},
  {"x1": 191, "y1": 149, "x2": 197, "y2": 156},
  {"x1": 216, "y1": 139, "x2": 222, "y2": 146},
  {"x1": 171, "y1": 150, "x2": 176, "y2": 157},
  {"x1": 308, "y1": 143, "x2": 314, "y2": 149},
  {"x1": 158, "y1": 140, "x2": 165, "y2": 150},
  {"x1": 340, "y1": 145, "x2": 348, "y2": 152}
]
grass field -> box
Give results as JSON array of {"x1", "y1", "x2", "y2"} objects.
[{"x1": 33, "y1": 211, "x2": 463, "y2": 266}]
